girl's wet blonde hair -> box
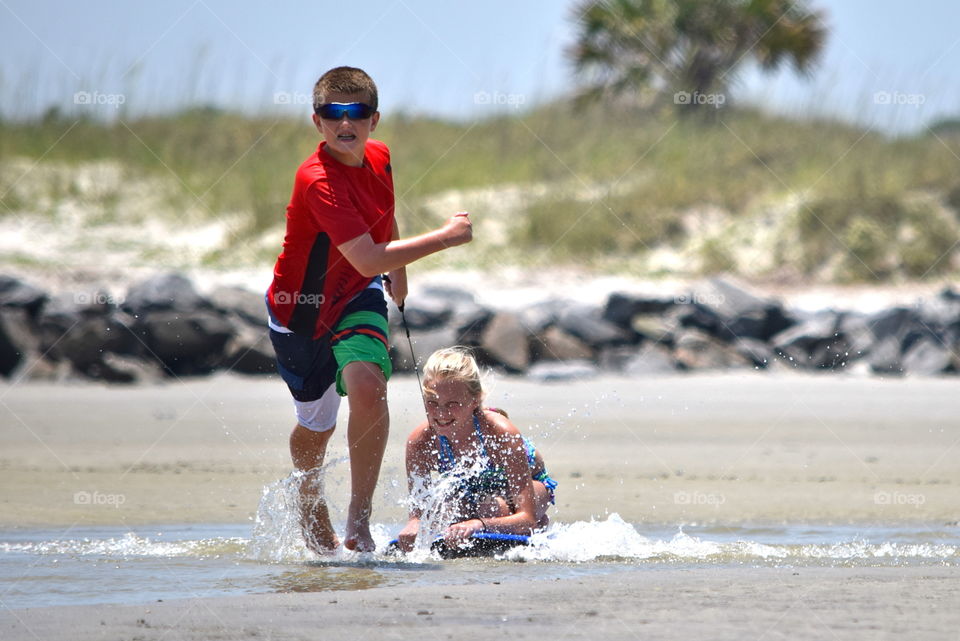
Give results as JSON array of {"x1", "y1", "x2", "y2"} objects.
[{"x1": 422, "y1": 346, "x2": 484, "y2": 400}]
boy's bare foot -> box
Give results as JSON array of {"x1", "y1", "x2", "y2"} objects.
[
  {"x1": 299, "y1": 472, "x2": 339, "y2": 554},
  {"x1": 302, "y1": 508, "x2": 339, "y2": 554},
  {"x1": 343, "y1": 504, "x2": 375, "y2": 552}
]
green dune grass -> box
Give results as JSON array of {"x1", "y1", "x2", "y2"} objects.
[{"x1": 1, "y1": 99, "x2": 958, "y2": 281}]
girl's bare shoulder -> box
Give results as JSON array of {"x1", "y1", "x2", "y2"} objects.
[
  {"x1": 406, "y1": 420, "x2": 432, "y2": 447},
  {"x1": 482, "y1": 408, "x2": 523, "y2": 441}
]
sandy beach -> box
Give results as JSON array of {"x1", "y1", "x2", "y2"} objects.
[
  {"x1": 2, "y1": 372, "x2": 958, "y2": 527},
  {"x1": 3, "y1": 566, "x2": 958, "y2": 641},
  {"x1": 1, "y1": 372, "x2": 959, "y2": 639}
]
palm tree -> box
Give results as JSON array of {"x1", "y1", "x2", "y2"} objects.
[{"x1": 569, "y1": 0, "x2": 827, "y2": 111}]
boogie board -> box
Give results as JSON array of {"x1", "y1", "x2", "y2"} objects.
[{"x1": 386, "y1": 531, "x2": 530, "y2": 559}]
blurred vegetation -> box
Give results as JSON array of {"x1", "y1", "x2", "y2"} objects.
[
  {"x1": 569, "y1": 0, "x2": 826, "y2": 113},
  {"x1": 1, "y1": 97, "x2": 959, "y2": 281}
]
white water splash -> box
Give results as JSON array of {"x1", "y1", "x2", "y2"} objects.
[
  {"x1": 504, "y1": 514, "x2": 960, "y2": 564},
  {"x1": 0, "y1": 532, "x2": 247, "y2": 558},
  {"x1": 249, "y1": 461, "x2": 397, "y2": 563}
]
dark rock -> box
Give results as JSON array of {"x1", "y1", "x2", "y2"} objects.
[
  {"x1": 677, "y1": 278, "x2": 794, "y2": 342},
  {"x1": 733, "y1": 338, "x2": 776, "y2": 369},
  {"x1": 34, "y1": 293, "x2": 140, "y2": 377},
  {"x1": 597, "y1": 345, "x2": 641, "y2": 371},
  {"x1": 673, "y1": 329, "x2": 753, "y2": 370},
  {"x1": 209, "y1": 286, "x2": 267, "y2": 327},
  {"x1": 0, "y1": 312, "x2": 24, "y2": 377},
  {"x1": 517, "y1": 300, "x2": 569, "y2": 335},
  {"x1": 837, "y1": 312, "x2": 875, "y2": 359},
  {"x1": 221, "y1": 322, "x2": 277, "y2": 375},
  {"x1": 101, "y1": 353, "x2": 166, "y2": 384},
  {"x1": 770, "y1": 311, "x2": 842, "y2": 368},
  {"x1": 631, "y1": 313, "x2": 679, "y2": 345},
  {"x1": 809, "y1": 335, "x2": 856, "y2": 370},
  {"x1": 0, "y1": 275, "x2": 48, "y2": 318},
  {"x1": 867, "y1": 307, "x2": 916, "y2": 342},
  {"x1": 602, "y1": 292, "x2": 673, "y2": 328},
  {"x1": 450, "y1": 304, "x2": 493, "y2": 346},
  {"x1": 136, "y1": 310, "x2": 235, "y2": 376},
  {"x1": 532, "y1": 326, "x2": 593, "y2": 362},
  {"x1": 623, "y1": 345, "x2": 676, "y2": 376},
  {"x1": 902, "y1": 336, "x2": 952, "y2": 375},
  {"x1": 526, "y1": 360, "x2": 599, "y2": 382},
  {"x1": 57, "y1": 316, "x2": 134, "y2": 373},
  {"x1": 420, "y1": 285, "x2": 477, "y2": 305},
  {"x1": 15, "y1": 355, "x2": 70, "y2": 382},
  {"x1": 868, "y1": 336, "x2": 903, "y2": 375},
  {"x1": 479, "y1": 312, "x2": 530, "y2": 372},
  {"x1": 918, "y1": 293, "x2": 960, "y2": 329},
  {"x1": 387, "y1": 295, "x2": 453, "y2": 332},
  {"x1": 123, "y1": 272, "x2": 210, "y2": 317},
  {"x1": 390, "y1": 326, "x2": 459, "y2": 372},
  {"x1": 557, "y1": 305, "x2": 636, "y2": 348},
  {"x1": 0, "y1": 307, "x2": 56, "y2": 380}
]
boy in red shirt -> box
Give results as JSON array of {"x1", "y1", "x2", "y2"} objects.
[{"x1": 266, "y1": 66, "x2": 472, "y2": 553}]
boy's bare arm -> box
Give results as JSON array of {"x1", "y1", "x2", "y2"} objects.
[
  {"x1": 337, "y1": 213, "x2": 472, "y2": 277},
  {"x1": 384, "y1": 219, "x2": 408, "y2": 306}
]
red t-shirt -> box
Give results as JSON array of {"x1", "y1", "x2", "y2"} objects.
[{"x1": 267, "y1": 139, "x2": 394, "y2": 338}]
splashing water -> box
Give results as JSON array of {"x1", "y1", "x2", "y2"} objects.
[
  {"x1": 403, "y1": 454, "x2": 496, "y2": 560},
  {"x1": 503, "y1": 514, "x2": 960, "y2": 565},
  {"x1": 4, "y1": 515, "x2": 956, "y2": 566},
  {"x1": 249, "y1": 458, "x2": 398, "y2": 563}
]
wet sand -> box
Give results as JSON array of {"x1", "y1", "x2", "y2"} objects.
[
  {"x1": 1, "y1": 372, "x2": 957, "y2": 527},
  {"x1": 1, "y1": 372, "x2": 959, "y2": 639},
  {"x1": 2, "y1": 566, "x2": 958, "y2": 640}
]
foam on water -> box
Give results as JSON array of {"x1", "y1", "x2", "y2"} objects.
[
  {"x1": 3, "y1": 515, "x2": 957, "y2": 566},
  {"x1": 503, "y1": 514, "x2": 959, "y2": 564},
  {"x1": 0, "y1": 532, "x2": 247, "y2": 558}
]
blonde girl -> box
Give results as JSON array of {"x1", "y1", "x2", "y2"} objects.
[{"x1": 396, "y1": 347, "x2": 557, "y2": 551}]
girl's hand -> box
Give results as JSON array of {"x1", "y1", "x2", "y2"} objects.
[
  {"x1": 384, "y1": 268, "x2": 407, "y2": 308},
  {"x1": 443, "y1": 518, "x2": 485, "y2": 545},
  {"x1": 396, "y1": 518, "x2": 420, "y2": 552}
]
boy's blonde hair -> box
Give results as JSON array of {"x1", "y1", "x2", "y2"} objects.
[{"x1": 423, "y1": 346, "x2": 484, "y2": 400}]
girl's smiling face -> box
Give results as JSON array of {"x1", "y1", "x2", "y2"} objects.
[{"x1": 423, "y1": 379, "x2": 481, "y2": 431}]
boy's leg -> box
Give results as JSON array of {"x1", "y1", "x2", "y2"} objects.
[
  {"x1": 339, "y1": 360, "x2": 389, "y2": 552},
  {"x1": 290, "y1": 423, "x2": 338, "y2": 552},
  {"x1": 329, "y1": 284, "x2": 393, "y2": 552},
  {"x1": 266, "y1": 314, "x2": 342, "y2": 554}
]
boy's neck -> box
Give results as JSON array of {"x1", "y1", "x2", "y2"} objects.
[{"x1": 322, "y1": 141, "x2": 365, "y2": 167}]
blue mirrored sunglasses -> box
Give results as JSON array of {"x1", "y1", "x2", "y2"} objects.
[{"x1": 315, "y1": 102, "x2": 375, "y2": 120}]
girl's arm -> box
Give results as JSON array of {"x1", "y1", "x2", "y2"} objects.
[
  {"x1": 397, "y1": 422, "x2": 433, "y2": 552},
  {"x1": 446, "y1": 412, "x2": 540, "y2": 540},
  {"x1": 476, "y1": 431, "x2": 540, "y2": 535}
]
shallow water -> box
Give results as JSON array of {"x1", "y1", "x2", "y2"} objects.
[{"x1": 1, "y1": 518, "x2": 957, "y2": 610}]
